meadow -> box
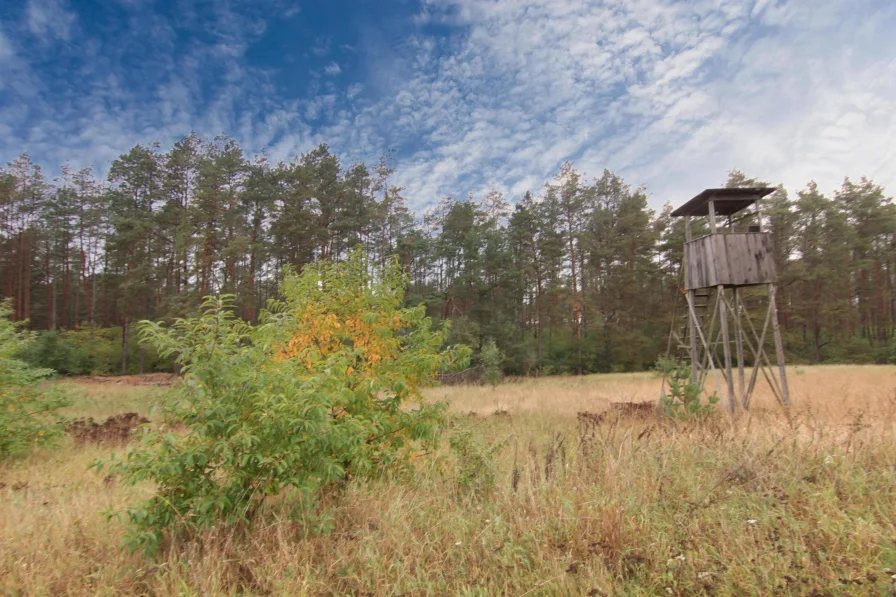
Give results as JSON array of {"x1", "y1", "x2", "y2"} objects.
[{"x1": 2, "y1": 365, "x2": 896, "y2": 596}]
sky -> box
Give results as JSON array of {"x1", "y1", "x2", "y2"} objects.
[{"x1": 1, "y1": 0, "x2": 895, "y2": 211}]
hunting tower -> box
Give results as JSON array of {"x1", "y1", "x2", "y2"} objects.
[{"x1": 661, "y1": 188, "x2": 790, "y2": 412}]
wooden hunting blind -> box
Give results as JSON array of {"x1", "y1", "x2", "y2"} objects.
[{"x1": 661, "y1": 187, "x2": 790, "y2": 412}]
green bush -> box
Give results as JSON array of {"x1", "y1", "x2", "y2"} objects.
[
  {"x1": 447, "y1": 420, "x2": 507, "y2": 494},
  {"x1": 0, "y1": 300, "x2": 71, "y2": 459},
  {"x1": 97, "y1": 251, "x2": 469, "y2": 553},
  {"x1": 18, "y1": 326, "x2": 173, "y2": 375},
  {"x1": 660, "y1": 365, "x2": 719, "y2": 419},
  {"x1": 651, "y1": 355, "x2": 679, "y2": 378},
  {"x1": 479, "y1": 338, "x2": 504, "y2": 388}
]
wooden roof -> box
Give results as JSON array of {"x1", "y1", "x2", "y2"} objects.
[{"x1": 670, "y1": 187, "x2": 775, "y2": 217}]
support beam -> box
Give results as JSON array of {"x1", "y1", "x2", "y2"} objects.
[
  {"x1": 688, "y1": 289, "x2": 698, "y2": 385},
  {"x1": 739, "y1": 299, "x2": 785, "y2": 406},
  {"x1": 686, "y1": 291, "x2": 724, "y2": 400},
  {"x1": 769, "y1": 284, "x2": 791, "y2": 407},
  {"x1": 697, "y1": 317, "x2": 725, "y2": 390},
  {"x1": 734, "y1": 289, "x2": 746, "y2": 407},
  {"x1": 743, "y1": 296, "x2": 772, "y2": 403},
  {"x1": 696, "y1": 288, "x2": 722, "y2": 390},
  {"x1": 717, "y1": 286, "x2": 737, "y2": 413}
]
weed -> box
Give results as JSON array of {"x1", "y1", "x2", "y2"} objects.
[{"x1": 447, "y1": 418, "x2": 508, "y2": 494}]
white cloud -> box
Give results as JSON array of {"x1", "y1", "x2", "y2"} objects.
[
  {"x1": 366, "y1": 0, "x2": 896, "y2": 208},
  {"x1": 304, "y1": 94, "x2": 336, "y2": 121},
  {"x1": 346, "y1": 83, "x2": 364, "y2": 100},
  {"x1": 2, "y1": 0, "x2": 895, "y2": 213},
  {"x1": 26, "y1": 0, "x2": 76, "y2": 41},
  {"x1": 363, "y1": 0, "x2": 755, "y2": 207},
  {"x1": 311, "y1": 37, "x2": 330, "y2": 57},
  {"x1": 1, "y1": 0, "x2": 283, "y2": 173},
  {"x1": 0, "y1": 24, "x2": 13, "y2": 63}
]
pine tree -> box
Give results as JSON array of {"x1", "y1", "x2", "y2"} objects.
[{"x1": 107, "y1": 143, "x2": 164, "y2": 372}]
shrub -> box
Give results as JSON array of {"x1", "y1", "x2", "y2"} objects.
[
  {"x1": 18, "y1": 326, "x2": 173, "y2": 375},
  {"x1": 98, "y1": 251, "x2": 469, "y2": 552},
  {"x1": 0, "y1": 300, "x2": 71, "y2": 459},
  {"x1": 651, "y1": 355, "x2": 679, "y2": 378},
  {"x1": 447, "y1": 420, "x2": 507, "y2": 494},
  {"x1": 479, "y1": 338, "x2": 504, "y2": 389},
  {"x1": 659, "y1": 364, "x2": 719, "y2": 419}
]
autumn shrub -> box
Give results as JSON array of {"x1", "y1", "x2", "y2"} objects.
[
  {"x1": 98, "y1": 250, "x2": 469, "y2": 552},
  {"x1": 0, "y1": 300, "x2": 71, "y2": 459}
]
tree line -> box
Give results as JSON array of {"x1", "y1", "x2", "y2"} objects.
[{"x1": 2, "y1": 133, "x2": 894, "y2": 374}]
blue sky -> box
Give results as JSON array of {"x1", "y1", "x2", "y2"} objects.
[{"x1": 1, "y1": 0, "x2": 895, "y2": 210}]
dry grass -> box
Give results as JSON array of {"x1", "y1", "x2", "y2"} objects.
[
  {"x1": 2, "y1": 366, "x2": 896, "y2": 596},
  {"x1": 432, "y1": 365, "x2": 896, "y2": 422},
  {"x1": 58, "y1": 380, "x2": 165, "y2": 421}
]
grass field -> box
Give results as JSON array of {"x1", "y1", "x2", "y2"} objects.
[{"x1": 2, "y1": 366, "x2": 896, "y2": 595}]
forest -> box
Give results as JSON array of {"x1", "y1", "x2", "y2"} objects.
[{"x1": 1, "y1": 133, "x2": 894, "y2": 375}]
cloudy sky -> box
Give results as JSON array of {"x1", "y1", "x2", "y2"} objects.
[{"x1": 1, "y1": 0, "x2": 894, "y2": 210}]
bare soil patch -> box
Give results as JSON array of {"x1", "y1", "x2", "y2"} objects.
[{"x1": 66, "y1": 413, "x2": 149, "y2": 445}]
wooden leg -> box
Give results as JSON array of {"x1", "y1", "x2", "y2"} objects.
[
  {"x1": 734, "y1": 290, "x2": 746, "y2": 408},
  {"x1": 687, "y1": 291, "x2": 723, "y2": 399},
  {"x1": 688, "y1": 289, "x2": 698, "y2": 386},
  {"x1": 769, "y1": 284, "x2": 791, "y2": 407},
  {"x1": 718, "y1": 286, "x2": 736, "y2": 413}
]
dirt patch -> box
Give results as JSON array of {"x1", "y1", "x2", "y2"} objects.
[
  {"x1": 70, "y1": 373, "x2": 178, "y2": 387},
  {"x1": 609, "y1": 402, "x2": 656, "y2": 419},
  {"x1": 578, "y1": 402, "x2": 658, "y2": 449},
  {"x1": 66, "y1": 413, "x2": 149, "y2": 445},
  {"x1": 577, "y1": 402, "x2": 657, "y2": 426}
]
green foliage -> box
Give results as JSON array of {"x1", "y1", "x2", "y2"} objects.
[
  {"x1": 447, "y1": 420, "x2": 507, "y2": 494},
  {"x1": 479, "y1": 338, "x2": 504, "y2": 388},
  {"x1": 97, "y1": 251, "x2": 470, "y2": 553},
  {"x1": 8, "y1": 139, "x2": 896, "y2": 379},
  {"x1": 651, "y1": 355, "x2": 679, "y2": 378},
  {"x1": 659, "y1": 365, "x2": 720, "y2": 419},
  {"x1": 0, "y1": 300, "x2": 71, "y2": 459},
  {"x1": 17, "y1": 326, "x2": 173, "y2": 375}
]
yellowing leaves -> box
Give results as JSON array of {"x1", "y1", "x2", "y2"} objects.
[{"x1": 276, "y1": 290, "x2": 408, "y2": 381}]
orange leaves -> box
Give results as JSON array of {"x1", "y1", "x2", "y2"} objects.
[
  {"x1": 266, "y1": 250, "x2": 467, "y2": 439},
  {"x1": 276, "y1": 292, "x2": 408, "y2": 381}
]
